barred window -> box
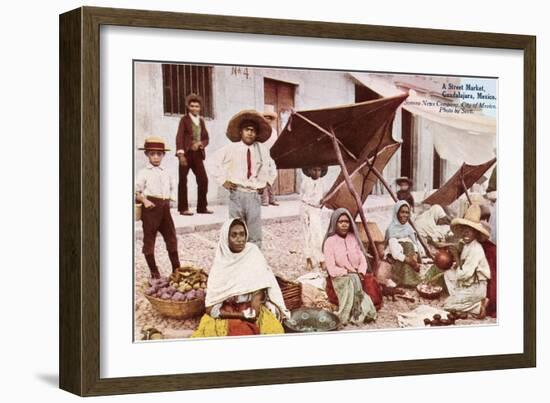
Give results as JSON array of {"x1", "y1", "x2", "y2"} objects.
[{"x1": 161, "y1": 64, "x2": 213, "y2": 118}]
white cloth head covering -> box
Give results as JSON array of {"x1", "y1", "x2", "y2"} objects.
[
  {"x1": 205, "y1": 219, "x2": 290, "y2": 318},
  {"x1": 414, "y1": 204, "x2": 449, "y2": 241},
  {"x1": 385, "y1": 200, "x2": 419, "y2": 242}
]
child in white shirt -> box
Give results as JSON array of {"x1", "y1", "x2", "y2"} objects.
[{"x1": 300, "y1": 166, "x2": 328, "y2": 271}]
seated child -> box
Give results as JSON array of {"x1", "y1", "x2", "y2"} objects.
[
  {"x1": 396, "y1": 176, "x2": 415, "y2": 211},
  {"x1": 443, "y1": 204, "x2": 491, "y2": 318}
]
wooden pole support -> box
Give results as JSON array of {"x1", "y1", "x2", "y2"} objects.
[
  {"x1": 328, "y1": 128, "x2": 380, "y2": 268},
  {"x1": 369, "y1": 165, "x2": 433, "y2": 259}
]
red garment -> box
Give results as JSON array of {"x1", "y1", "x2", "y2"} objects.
[
  {"x1": 363, "y1": 273, "x2": 383, "y2": 310},
  {"x1": 325, "y1": 276, "x2": 339, "y2": 306},
  {"x1": 246, "y1": 148, "x2": 252, "y2": 179},
  {"x1": 222, "y1": 300, "x2": 260, "y2": 336},
  {"x1": 481, "y1": 240, "x2": 497, "y2": 318},
  {"x1": 325, "y1": 273, "x2": 383, "y2": 310}
]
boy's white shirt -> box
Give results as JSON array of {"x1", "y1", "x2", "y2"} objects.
[
  {"x1": 135, "y1": 163, "x2": 176, "y2": 201},
  {"x1": 210, "y1": 141, "x2": 277, "y2": 190},
  {"x1": 300, "y1": 174, "x2": 324, "y2": 207},
  {"x1": 189, "y1": 113, "x2": 201, "y2": 126},
  {"x1": 456, "y1": 239, "x2": 491, "y2": 286}
]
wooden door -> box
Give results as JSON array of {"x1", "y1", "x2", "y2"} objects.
[
  {"x1": 264, "y1": 78, "x2": 296, "y2": 195},
  {"x1": 400, "y1": 109, "x2": 415, "y2": 187}
]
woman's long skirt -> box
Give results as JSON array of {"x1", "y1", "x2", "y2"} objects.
[{"x1": 332, "y1": 273, "x2": 377, "y2": 325}]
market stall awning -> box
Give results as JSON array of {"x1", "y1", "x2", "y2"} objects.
[
  {"x1": 422, "y1": 158, "x2": 497, "y2": 206},
  {"x1": 322, "y1": 142, "x2": 400, "y2": 217},
  {"x1": 270, "y1": 94, "x2": 408, "y2": 169},
  {"x1": 350, "y1": 73, "x2": 497, "y2": 166}
]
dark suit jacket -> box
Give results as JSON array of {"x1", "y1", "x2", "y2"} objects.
[{"x1": 175, "y1": 115, "x2": 209, "y2": 159}]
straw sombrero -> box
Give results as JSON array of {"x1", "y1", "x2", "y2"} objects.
[
  {"x1": 450, "y1": 204, "x2": 491, "y2": 242},
  {"x1": 396, "y1": 176, "x2": 413, "y2": 186},
  {"x1": 301, "y1": 166, "x2": 328, "y2": 178},
  {"x1": 138, "y1": 136, "x2": 171, "y2": 152},
  {"x1": 226, "y1": 110, "x2": 272, "y2": 143}
]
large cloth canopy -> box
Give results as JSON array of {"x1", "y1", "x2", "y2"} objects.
[
  {"x1": 322, "y1": 142, "x2": 400, "y2": 217},
  {"x1": 350, "y1": 73, "x2": 496, "y2": 166},
  {"x1": 270, "y1": 94, "x2": 408, "y2": 169},
  {"x1": 422, "y1": 158, "x2": 497, "y2": 206}
]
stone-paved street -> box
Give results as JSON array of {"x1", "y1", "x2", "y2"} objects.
[{"x1": 134, "y1": 217, "x2": 495, "y2": 340}]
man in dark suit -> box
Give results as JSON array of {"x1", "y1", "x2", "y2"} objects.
[{"x1": 175, "y1": 94, "x2": 213, "y2": 215}]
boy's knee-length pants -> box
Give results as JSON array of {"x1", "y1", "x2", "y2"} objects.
[{"x1": 141, "y1": 197, "x2": 178, "y2": 255}]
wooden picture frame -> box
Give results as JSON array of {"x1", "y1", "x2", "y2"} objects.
[{"x1": 59, "y1": 6, "x2": 536, "y2": 396}]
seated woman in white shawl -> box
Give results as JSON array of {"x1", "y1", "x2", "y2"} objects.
[
  {"x1": 384, "y1": 200, "x2": 424, "y2": 288},
  {"x1": 414, "y1": 204, "x2": 451, "y2": 244},
  {"x1": 192, "y1": 219, "x2": 290, "y2": 337}
]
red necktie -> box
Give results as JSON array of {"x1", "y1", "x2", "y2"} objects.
[{"x1": 247, "y1": 148, "x2": 252, "y2": 179}]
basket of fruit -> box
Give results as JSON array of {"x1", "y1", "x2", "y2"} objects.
[{"x1": 144, "y1": 266, "x2": 208, "y2": 319}]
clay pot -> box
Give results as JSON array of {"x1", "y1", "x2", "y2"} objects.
[{"x1": 433, "y1": 248, "x2": 454, "y2": 270}]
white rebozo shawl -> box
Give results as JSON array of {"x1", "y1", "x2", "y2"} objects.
[
  {"x1": 205, "y1": 219, "x2": 290, "y2": 319},
  {"x1": 385, "y1": 200, "x2": 422, "y2": 250},
  {"x1": 414, "y1": 204, "x2": 449, "y2": 241}
]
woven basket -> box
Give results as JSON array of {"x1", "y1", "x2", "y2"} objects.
[
  {"x1": 145, "y1": 295, "x2": 205, "y2": 319},
  {"x1": 276, "y1": 276, "x2": 303, "y2": 310}
]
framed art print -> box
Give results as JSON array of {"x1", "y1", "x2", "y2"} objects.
[{"x1": 59, "y1": 6, "x2": 536, "y2": 396}]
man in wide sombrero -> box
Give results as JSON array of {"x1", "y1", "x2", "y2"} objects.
[{"x1": 211, "y1": 110, "x2": 277, "y2": 248}]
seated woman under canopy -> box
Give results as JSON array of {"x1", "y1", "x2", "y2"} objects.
[
  {"x1": 192, "y1": 219, "x2": 290, "y2": 338},
  {"x1": 414, "y1": 204, "x2": 451, "y2": 244},
  {"x1": 384, "y1": 200, "x2": 424, "y2": 288},
  {"x1": 322, "y1": 208, "x2": 377, "y2": 325}
]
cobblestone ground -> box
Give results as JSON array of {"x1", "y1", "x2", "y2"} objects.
[{"x1": 134, "y1": 218, "x2": 495, "y2": 340}]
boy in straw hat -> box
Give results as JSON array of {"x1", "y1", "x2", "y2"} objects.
[
  {"x1": 395, "y1": 176, "x2": 415, "y2": 211},
  {"x1": 443, "y1": 204, "x2": 491, "y2": 319},
  {"x1": 211, "y1": 110, "x2": 277, "y2": 248},
  {"x1": 175, "y1": 93, "x2": 213, "y2": 216},
  {"x1": 136, "y1": 136, "x2": 181, "y2": 278}
]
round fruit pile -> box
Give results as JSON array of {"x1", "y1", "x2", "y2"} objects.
[{"x1": 145, "y1": 266, "x2": 207, "y2": 302}]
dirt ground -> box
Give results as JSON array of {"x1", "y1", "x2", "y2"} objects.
[{"x1": 134, "y1": 218, "x2": 495, "y2": 340}]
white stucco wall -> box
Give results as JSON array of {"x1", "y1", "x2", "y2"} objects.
[
  {"x1": 134, "y1": 62, "x2": 458, "y2": 207},
  {"x1": 134, "y1": 62, "x2": 356, "y2": 206}
]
